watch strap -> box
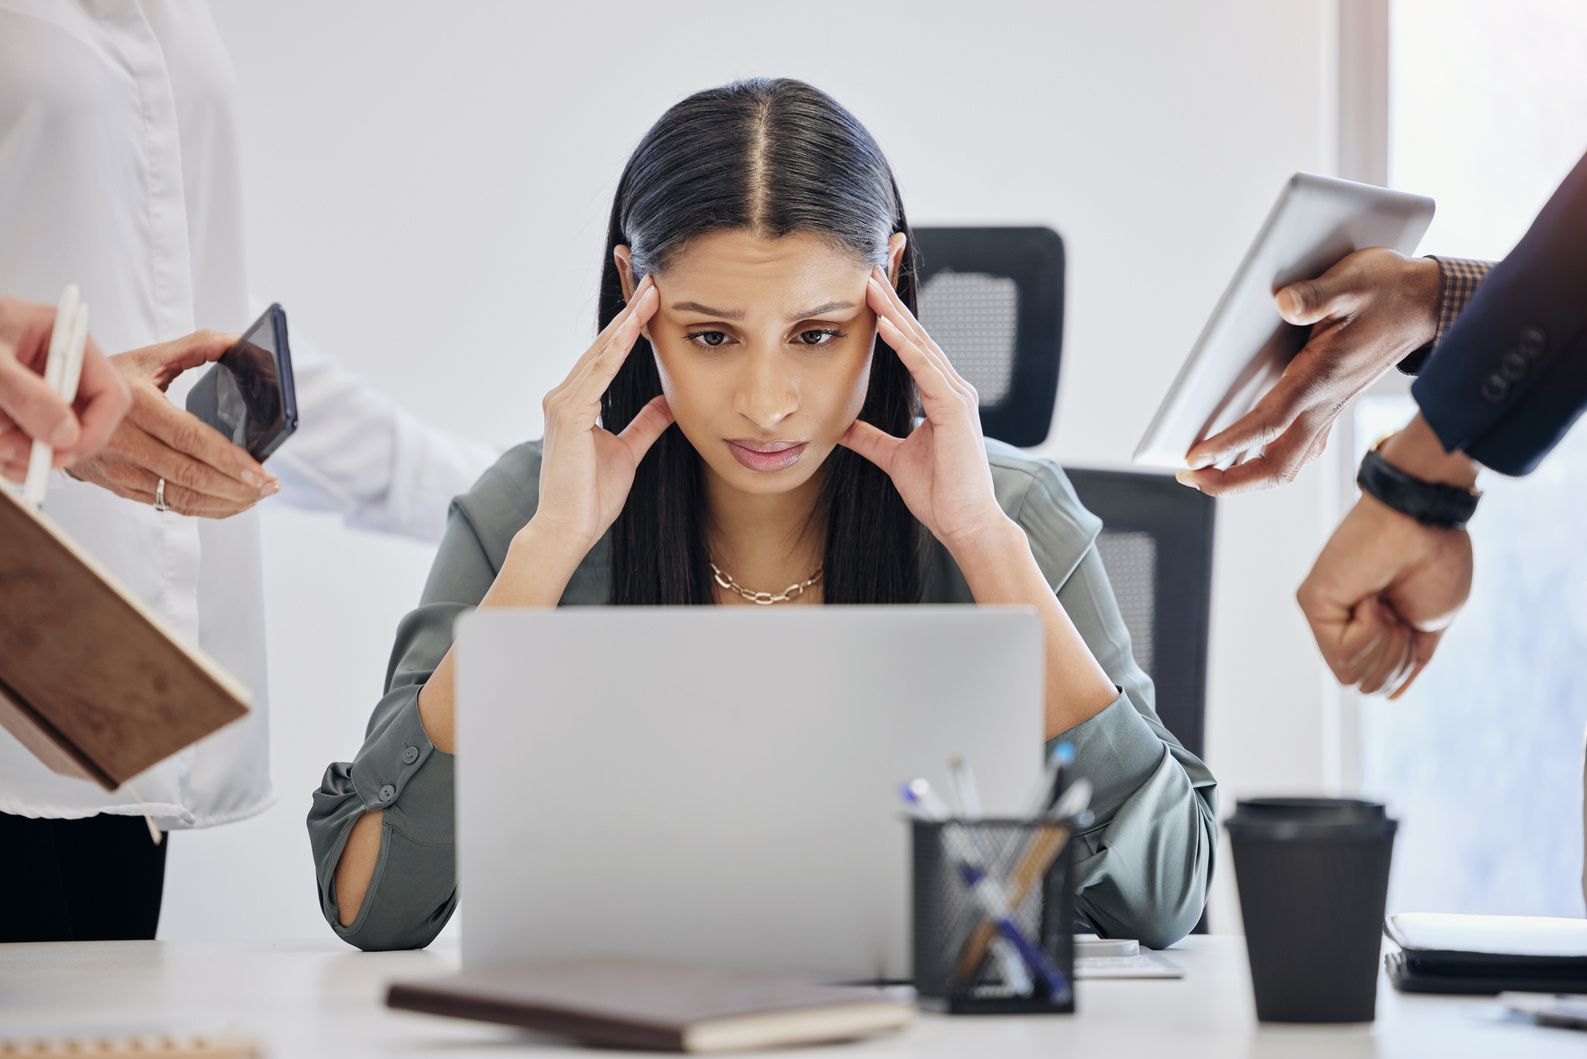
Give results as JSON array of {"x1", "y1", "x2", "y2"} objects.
[{"x1": 1357, "y1": 449, "x2": 1480, "y2": 530}]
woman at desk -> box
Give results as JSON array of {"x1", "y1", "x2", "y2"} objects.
[{"x1": 309, "y1": 79, "x2": 1218, "y2": 951}]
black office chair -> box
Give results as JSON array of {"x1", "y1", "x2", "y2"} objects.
[
  {"x1": 912, "y1": 227, "x2": 1064, "y2": 448},
  {"x1": 1061, "y1": 469, "x2": 1215, "y2": 762}
]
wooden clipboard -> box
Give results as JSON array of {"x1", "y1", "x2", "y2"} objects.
[{"x1": 0, "y1": 484, "x2": 250, "y2": 791}]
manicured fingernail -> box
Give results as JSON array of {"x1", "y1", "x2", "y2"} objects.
[
  {"x1": 242, "y1": 471, "x2": 261, "y2": 487},
  {"x1": 262, "y1": 479, "x2": 280, "y2": 497},
  {"x1": 1188, "y1": 452, "x2": 1214, "y2": 469},
  {"x1": 1175, "y1": 469, "x2": 1202, "y2": 491},
  {"x1": 49, "y1": 421, "x2": 76, "y2": 447}
]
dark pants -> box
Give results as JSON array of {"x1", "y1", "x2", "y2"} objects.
[{"x1": 0, "y1": 812, "x2": 167, "y2": 942}]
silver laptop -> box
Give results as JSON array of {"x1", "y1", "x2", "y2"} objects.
[{"x1": 455, "y1": 606, "x2": 1043, "y2": 980}]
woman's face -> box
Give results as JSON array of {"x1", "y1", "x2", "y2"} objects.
[{"x1": 619, "y1": 229, "x2": 902, "y2": 499}]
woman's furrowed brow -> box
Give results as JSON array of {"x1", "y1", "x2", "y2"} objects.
[
  {"x1": 787, "y1": 300, "x2": 856, "y2": 320},
  {"x1": 670, "y1": 300, "x2": 744, "y2": 320},
  {"x1": 667, "y1": 299, "x2": 857, "y2": 321}
]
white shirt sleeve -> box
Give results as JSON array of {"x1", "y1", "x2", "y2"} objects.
[{"x1": 268, "y1": 331, "x2": 499, "y2": 543}]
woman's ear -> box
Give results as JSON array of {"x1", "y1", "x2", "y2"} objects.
[
  {"x1": 885, "y1": 232, "x2": 908, "y2": 288},
  {"x1": 614, "y1": 245, "x2": 638, "y2": 303}
]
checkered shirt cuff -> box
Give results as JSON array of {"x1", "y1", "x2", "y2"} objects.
[
  {"x1": 1430, "y1": 256, "x2": 1494, "y2": 348},
  {"x1": 1397, "y1": 256, "x2": 1495, "y2": 374}
]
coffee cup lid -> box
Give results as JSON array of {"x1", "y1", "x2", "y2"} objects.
[{"x1": 1224, "y1": 797, "x2": 1396, "y2": 839}]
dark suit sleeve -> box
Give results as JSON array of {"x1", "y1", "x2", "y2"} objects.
[{"x1": 1412, "y1": 151, "x2": 1587, "y2": 476}]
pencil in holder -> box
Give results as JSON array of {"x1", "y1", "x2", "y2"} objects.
[{"x1": 910, "y1": 818, "x2": 1076, "y2": 1014}]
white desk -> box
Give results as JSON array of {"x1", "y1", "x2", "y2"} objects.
[{"x1": 0, "y1": 936, "x2": 1577, "y2": 1057}]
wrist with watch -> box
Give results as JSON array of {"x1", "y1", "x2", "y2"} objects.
[{"x1": 1357, "y1": 433, "x2": 1481, "y2": 530}]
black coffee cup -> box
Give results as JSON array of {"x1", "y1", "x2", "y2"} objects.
[{"x1": 1224, "y1": 798, "x2": 1397, "y2": 1023}]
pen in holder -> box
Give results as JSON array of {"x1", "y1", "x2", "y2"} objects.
[{"x1": 910, "y1": 817, "x2": 1076, "y2": 1014}]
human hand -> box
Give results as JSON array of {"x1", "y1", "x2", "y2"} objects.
[
  {"x1": 1179, "y1": 249, "x2": 1443, "y2": 496},
  {"x1": 0, "y1": 294, "x2": 131, "y2": 480},
  {"x1": 529, "y1": 275, "x2": 671, "y2": 554},
  {"x1": 1295, "y1": 418, "x2": 1477, "y2": 697},
  {"x1": 68, "y1": 331, "x2": 279, "y2": 517},
  {"x1": 838, "y1": 267, "x2": 1008, "y2": 554}
]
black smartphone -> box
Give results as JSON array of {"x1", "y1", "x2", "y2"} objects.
[{"x1": 185, "y1": 303, "x2": 298, "y2": 462}]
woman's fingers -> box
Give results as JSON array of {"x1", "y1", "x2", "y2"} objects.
[
  {"x1": 867, "y1": 271, "x2": 978, "y2": 402},
  {"x1": 108, "y1": 421, "x2": 266, "y2": 505},
  {"x1": 616, "y1": 394, "x2": 674, "y2": 460},
  {"x1": 875, "y1": 314, "x2": 958, "y2": 408},
  {"x1": 135, "y1": 386, "x2": 272, "y2": 492},
  {"x1": 836, "y1": 418, "x2": 907, "y2": 473},
  {"x1": 561, "y1": 286, "x2": 656, "y2": 411},
  {"x1": 549, "y1": 284, "x2": 657, "y2": 418},
  {"x1": 546, "y1": 276, "x2": 655, "y2": 408}
]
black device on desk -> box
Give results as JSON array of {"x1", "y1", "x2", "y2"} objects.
[{"x1": 185, "y1": 303, "x2": 298, "y2": 461}]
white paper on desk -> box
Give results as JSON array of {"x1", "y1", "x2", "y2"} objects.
[
  {"x1": 1387, "y1": 913, "x2": 1587, "y2": 957},
  {"x1": 1074, "y1": 951, "x2": 1183, "y2": 979}
]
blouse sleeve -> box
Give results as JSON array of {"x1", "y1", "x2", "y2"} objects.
[
  {"x1": 269, "y1": 332, "x2": 499, "y2": 543},
  {"x1": 305, "y1": 445, "x2": 538, "y2": 950},
  {"x1": 1004, "y1": 452, "x2": 1220, "y2": 949}
]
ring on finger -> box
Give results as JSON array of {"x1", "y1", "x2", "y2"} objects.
[{"x1": 153, "y1": 477, "x2": 170, "y2": 513}]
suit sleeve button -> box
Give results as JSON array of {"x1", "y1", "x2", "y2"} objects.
[
  {"x1": 1500, "y1": 350, "x2": 1530, "y2": 381},
  {"x1": 1519, "y1": 325, "x2": 1547, "y2": 356},
  {"x1": 402, "y1": 746, "x2": 419, "y2": 764},
  {"x1": 379, "y1": 784, "x2": 396, "y2": 802},
  {"x1": 1482, "y1": 374, "x2": 1510, "y2": 403}
]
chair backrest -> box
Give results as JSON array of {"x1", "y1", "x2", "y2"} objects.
[
  {"x1": 1060, "y1": 468, "x2": 1216, "y2": 761},
  {"x1": 912, "y1": 227, "x2": 1064, "y2": 448}
]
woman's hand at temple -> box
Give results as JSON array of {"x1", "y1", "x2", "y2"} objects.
[
  {"x1": 841, "y1": 267, "x2": 1118, "y2": 738},
  {"x1": 839, "y1": 267, "x2": 1006, "y2": 551},
  {"x1": 530, "y1": 275, "x2": 670, "y2": 560}
]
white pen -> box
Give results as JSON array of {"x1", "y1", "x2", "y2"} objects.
[
  {"x1": 948, "y1": 753, "x2": 983, "y2": 821},
  {"x1": 1048, "y1": 777, "x2": 1092, "y2": 822},
  {"x1": 23, "y1": 286, "x2": 88, "y2": 510}
]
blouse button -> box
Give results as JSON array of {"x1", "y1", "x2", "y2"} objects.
[
  {"x1": 401, "y1": 746, "x2": 419, "y2": 764},
  {"x1": 379, "y1": 784, "x2": 396, "y2": 802}
]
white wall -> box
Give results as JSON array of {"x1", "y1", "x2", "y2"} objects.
[{"x1": 161, "y1": 0, "x2": 1344, "y2": 941}]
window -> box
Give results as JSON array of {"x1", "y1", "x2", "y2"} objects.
[{"x1": 1361, "y1": 0, "x2": 1587, "y2": 917}]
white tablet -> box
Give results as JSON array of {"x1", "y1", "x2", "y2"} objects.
[{"x1": 1133, "y1": 173, "x2": 1434, "y2": 469}]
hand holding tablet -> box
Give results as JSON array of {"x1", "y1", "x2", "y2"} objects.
[{"x1": 1133, "y1": 173, "x2": 1435, "y2": 492}]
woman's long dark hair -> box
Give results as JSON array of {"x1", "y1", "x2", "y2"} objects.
[{"x1": 599, "y1": 78, "x2": 925, "y2": 605}]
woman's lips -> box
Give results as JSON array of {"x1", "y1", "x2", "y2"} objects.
[{"x1": 726, "y1": 439, "x2": 807, "y2": 472}]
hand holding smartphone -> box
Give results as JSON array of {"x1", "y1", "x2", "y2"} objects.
[{"x1": 186, "y1": 303, "x2": 298, "y2": 461}]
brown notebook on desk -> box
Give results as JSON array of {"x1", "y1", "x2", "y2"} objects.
[
  {"x1": 386, "y1": 956, "x2": 916, "y2": 1054},
  {"x1": 0, "y1": 484, "x2": 250, "y2": 791}
]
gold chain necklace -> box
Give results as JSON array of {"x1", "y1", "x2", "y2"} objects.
[{"x1": 710, "y1": 560, "x2": 823, "y2": 605}]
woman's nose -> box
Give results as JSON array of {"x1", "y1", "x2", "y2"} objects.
[{"x1": 735, "y1": 349, "x2": 799, "y2": 429}]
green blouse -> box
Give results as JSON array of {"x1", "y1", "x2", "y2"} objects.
[{"x1": 308, "y1": 438, "x2": 1218, "y2": 951}]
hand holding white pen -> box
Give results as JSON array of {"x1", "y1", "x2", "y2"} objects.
[{"x1": 0, "y1": 290, "x2": 129, "y2": 485}]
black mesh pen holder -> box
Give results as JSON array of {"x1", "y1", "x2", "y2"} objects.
[{"x1": 911, "y1": 819, "x2": 1076, "y2": 1014}]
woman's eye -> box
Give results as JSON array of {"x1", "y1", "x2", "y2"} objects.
[
  {"x1": 688, "y1": 331, "x2": 731, "y2": 348},
  {"x1": 796, "y1": 329, "x2": 843, "y2": 346}
]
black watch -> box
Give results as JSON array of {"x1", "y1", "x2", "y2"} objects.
[{"x1": 1356, "y1": 439, "x2": 1480, "y2": 530}]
